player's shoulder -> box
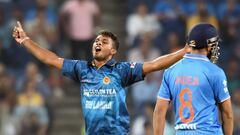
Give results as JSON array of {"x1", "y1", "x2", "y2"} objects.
[
  {"x1": 117, "y1": 61, "x2": 142, "y2": 68},
  {"x1": 202, "y1": 62, "x2": 226, "y2": 80},
  {"x1": 64, "y1": 59, "x2": 88, "y2": 68},
  {"x1": 205, "y1": 62, "x2": 224, "y2": 74},
  {"x1": 164, "y1": 60, "x2": 183, "y2": 73}
]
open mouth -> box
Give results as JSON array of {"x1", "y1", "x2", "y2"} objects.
[{"x1": 95, "y1": 46, "x2": 101, "y2": 52}]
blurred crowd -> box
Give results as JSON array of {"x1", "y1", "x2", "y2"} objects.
[{"x1": 0, "y1": 0, "x2": 240, "y2": 135}]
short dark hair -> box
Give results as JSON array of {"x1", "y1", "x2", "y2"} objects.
[{"x1": 98, "y1": 30, "x2": 119, "y2": 50}]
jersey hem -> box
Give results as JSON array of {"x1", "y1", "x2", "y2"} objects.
[
  {"x1": 219, "y1": 96, "x2": 230, "y2": 103},
  {"x1": 157, "y1": 96, "x2": 171, "y2": 101}
]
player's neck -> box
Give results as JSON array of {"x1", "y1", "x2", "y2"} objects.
[
  {"x1": 191, "y1": 48, "x2": 208, "y2": 56},
  {"x1": 93, "y1": 57, "x2": 112, "y2": 68}
]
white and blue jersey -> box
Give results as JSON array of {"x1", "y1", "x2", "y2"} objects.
[
  {"x1": 158, "y1": 54, "x2": 230, "y2": 135},
  {"x1": 62, "y1": 59, "x2": 144, "y2": 135}
]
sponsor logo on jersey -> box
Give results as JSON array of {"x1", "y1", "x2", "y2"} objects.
[
  {"x1": 81, "y1": 79, "x2": 92, "y2": 83},
  {"x1": 103, "y1": 76, "x2": 110, "y2": 84},
  {"x1": 175, "y1": 123, "x2": 197, "y2": 130},
  {"x1": 85, "y1": 100, "x2": 113, "y2": 109},
  {"x1": 83, "y1": 89, "x2": 116, "y2": 97}
]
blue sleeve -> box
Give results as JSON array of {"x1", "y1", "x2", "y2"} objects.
[
  {"x1": 158, "y1": 70, "x2": 171, "y2": 101},
  {"x1": 61, "y1": 59, "x2": 86, "y2": 81},
  {"x1": 213, "y1": 69, "x2": 230, "y2": 103},
  {"x1": 118, "y1": 62, "x2": 144, "y2": 86}
]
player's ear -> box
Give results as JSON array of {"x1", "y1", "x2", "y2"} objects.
[
  {"x1": 111, "y1": 48, "x2": 117, "y2": 55},
  {"x1": 207, "y1": 46, "x2": 211, "y2": 52}
]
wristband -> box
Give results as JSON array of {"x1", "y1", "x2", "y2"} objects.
[{"x1": 20, "y1": 37, "x2": 30, "y2": 45}]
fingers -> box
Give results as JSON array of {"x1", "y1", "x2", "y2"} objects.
[
  {"x1": 17, "y1": 21, "x2": 23, "y2": 29},
  {"x1": 13, "y1": 21, "x2": 24, "y2": 32},
  {"x1": 13, "y1": 26, "x2": 17, "y2": 32},
  {"x1": 12, "y1": 31, "x2": 19, "y2": 38}
]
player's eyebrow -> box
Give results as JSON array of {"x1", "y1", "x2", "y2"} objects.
[
  {"x1": 102, "y1": 38, "x2": 109, "y2": 42},
  {"x1": 95, "y1": 38, "x2": 100, "y2": 42}
]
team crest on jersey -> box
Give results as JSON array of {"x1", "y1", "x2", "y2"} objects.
[{"x1": 103, "y1": 76, "x2": 110, "y2": 84}]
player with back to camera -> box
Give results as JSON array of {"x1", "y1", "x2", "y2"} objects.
[
  {"x1": 153, "y1": 23, "x2": 233, "y2": 135},
  {"x1": 12, "y1": 21, "x2": 190, "y2": 134}
]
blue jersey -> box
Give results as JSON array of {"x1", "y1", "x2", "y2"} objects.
[
  {"x1": 62, "y1": 59, "x2": 144, "y2": 135},
  {"x1": 158, "y1": 54, "x2": 230, "y2": 135}
]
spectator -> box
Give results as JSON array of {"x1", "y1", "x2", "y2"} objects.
[
  {"x1": 225, "y1": 57, "x2": 240, "y2": 94},
  {"x1": 177, "y1": 0, "x2": 197, "y2": 17},
  {"x1": 0, "y1": 63, "x2": 17, "y2": 135},
  {"x1": 218, "y1": 0, "x2": 240, "y2": 45},
  {"x1": 14, "y1": 80, "x2": 49, "y2": 135},
  {"x1": 126, "y1": 3, "x2": 160, "y2": 45},
  {"x1": 159, "y1": 31, "x2": 182, "y2": 54},
  {"x1": 233, "y1": 41, "x2": 240, "y2": 60},
  {"x1": 0, "y1": 8, "x2": 12, "y2": 66},
  {"x1": 25, "y1": 6, "x2": 57, "y2": 50},
  {"x1": 7, "y1": 7, "x2": 32, "y2": 70},
  {"x1": 232, "y1": 89, "x2": 240, "y2": 134},
  {"x1": 16, "y1": 62, "x2": 51, "y2": 99},
  {"x1": 132, "y1": 103, "x2": 154, "y2": 135},
  {"x1": 25, "y1": 0, "x2": 57, "y2": 25},
  {"x1": 218, "y1": 0, "x2": 240, "y2": 22},
  {"x1": 47, "y1": 68, "x2": 64, "y2": 98},
  {"x1": 60, "y1": 0, "x2": 100, "y2": 60},
  {"x1": 128, "y1": 33, "x2": 161, "y2": 61},
  {"x1": 144, "y1": 120, "x2": 153, "y2": 135},
  {"x1": 19, "y1": 112, "x2": 43, "y2": 135},
  {"x1": 186, "y1": 0, "x2": 219, "y2": 32},
  {"x1": 0, "y1": 8, "x2": 11, "y2": 49},
  {"x1": 154, "y1": 0, "x2": 185, "y2": 36},
  {"x1": 127, "y1": 33, "x2": 161, "y2": 112}
]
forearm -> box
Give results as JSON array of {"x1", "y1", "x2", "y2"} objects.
[
  {"x1": 143, "y1": 48, "x2": 185, "y2": 74},
  {"x1": 153, "y1": 99, "x2": 169, "y2": 135},
  {"x1": 22, "y1": 38, "x2": 63, "y2": 69},
  {"x1": 153, "y1": 108, "x2": 165, "y2": 135},
  {"x1": 153, "y1": 48, "x2": 185, "y2": 69},
  {"x1": 222, "y1": 113, "x2": 233, "y2": 135},
  {"x1": 219, "y1": 99, "x2": 233, "y2": 135}
]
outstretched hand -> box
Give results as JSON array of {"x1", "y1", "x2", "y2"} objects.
[{"x1": 12, "y1": 21, "x2": 29, "y2": 45}]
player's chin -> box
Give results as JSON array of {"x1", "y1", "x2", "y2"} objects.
[{"x1": 93, "y1": 55, "x2": 105, "y2": 61}]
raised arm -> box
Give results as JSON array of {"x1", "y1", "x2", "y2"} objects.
[
  {"x1": 219, "y1": 98, "x2": 233, "y2": 135},
  {"x1": 142, "y1": 46, "x2": 190, "y2": 75},
  {"x1": 12, "y1": 21, "x2": 64, "y2": 70},
  {"x1": 153, "y1": 98, "x2": 170, "y2": 135}
]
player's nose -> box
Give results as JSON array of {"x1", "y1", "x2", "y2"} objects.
[{"x1": 96, "y1": 42, "x2": 102, "y2": 46}]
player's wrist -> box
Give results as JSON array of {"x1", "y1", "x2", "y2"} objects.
[{"x1": 20, "y1": 36, "x2": 30, "y2": 45}]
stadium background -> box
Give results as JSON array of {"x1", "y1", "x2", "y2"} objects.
[{"x1": 0, "y1": 0, "x2": 240, "y2": 134}]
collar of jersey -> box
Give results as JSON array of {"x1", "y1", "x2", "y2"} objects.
[
  {"x1": 88, "y1": 59, "x2": 117, "y2": 67},
  {"x1": 184, "y1": 54, "x2": 210, "y2": 62},
  {"x1": 105, "y1": 58, "x2": 117, "y2": 66}
]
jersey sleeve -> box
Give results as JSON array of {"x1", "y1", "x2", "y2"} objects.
[
  {"x1": 158, "y1": 70, "x2": 171, "y2": 101},
  {"x1": 213, "y1": 69, "x2": 230, "y2": 103},
  {"x1": 61, "y1": 59, "x2": 85, "y2": 82},
  {"x1": 118, "y1": 62, "x2": 144, "y2": 86}
]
